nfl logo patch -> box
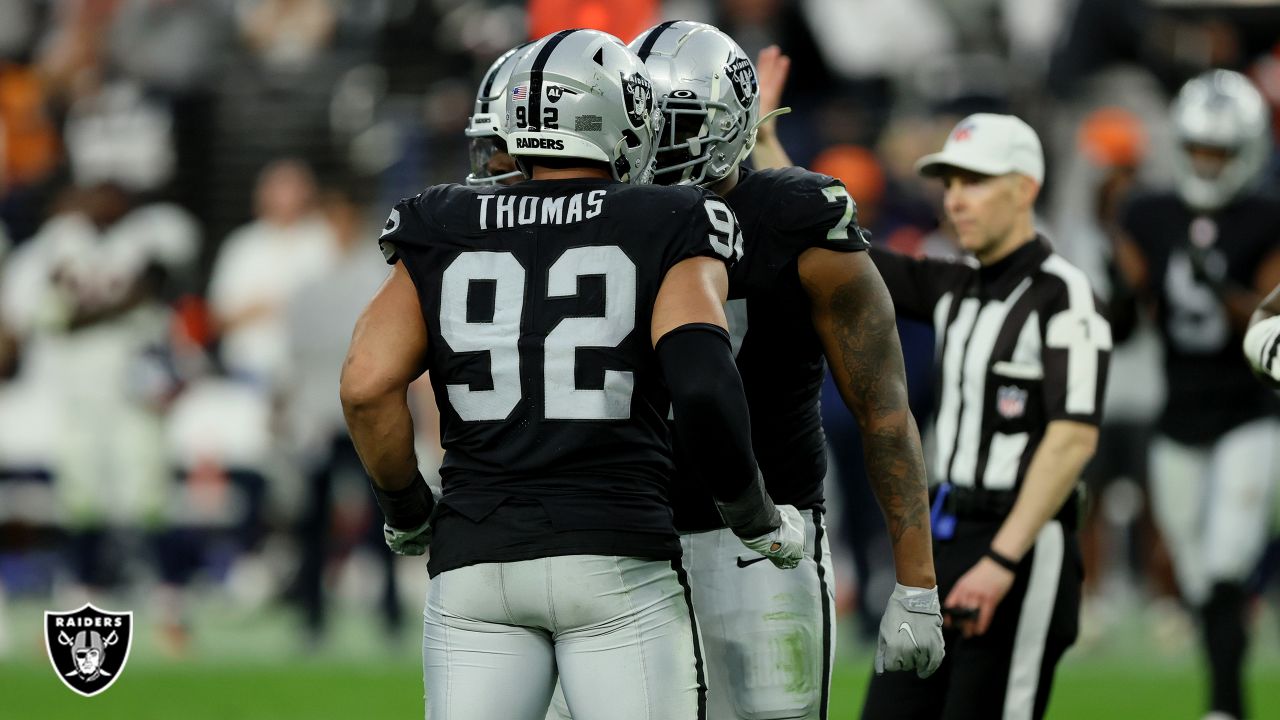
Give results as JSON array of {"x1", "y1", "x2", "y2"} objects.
[{"x1": 996, "y1": 385, "x2": 1027, "y2": 420}]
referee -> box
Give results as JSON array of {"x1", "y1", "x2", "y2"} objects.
[{"x1": 860, "y1": 114, "x2": 1112, "y2": 720}]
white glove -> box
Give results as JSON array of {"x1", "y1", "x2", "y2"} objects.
[
  {"x1": 738, "y1": 504, "x2": 806, "y2": 569},
  {"x1": 1243, "y1": 315, "x2": 1280, "y2": 387},
  {"x1": 876, "y1": 583, "x2": 945, "y2": 678},
  {"x1": 383, "y1": 518, "x2": 432, "y2": 556}
]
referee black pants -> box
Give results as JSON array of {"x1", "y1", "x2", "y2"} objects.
[{"x1": 861, "y1": 517, "x2": 1081, "y2": 720}]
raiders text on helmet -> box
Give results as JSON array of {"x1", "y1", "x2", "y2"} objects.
[
  {"x1": 629, "y1": 21, "x2": 761, "y2": 185},
  {"x1": 1171, "y1": 69, "x2": 1272, "y2": 211},
  {"x1": 515, "y1": 137, "x2": 565, "y2": 151},
  {"x1": 466, "y1": 42, "x2": 533, "y2": 185},
  {"x1": 503, "y1": 29, "x2": 663, "y2": 184}
]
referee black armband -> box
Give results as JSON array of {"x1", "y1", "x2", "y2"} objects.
[
  {"x1": 371, "y1": 472, "x2": 436, "y2": 530},
  {"x1": 657, "y1": 322, "x2": 778, "y2": 538}
]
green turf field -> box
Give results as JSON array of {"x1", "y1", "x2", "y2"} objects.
[
  {"x1": 3, "y1": 600, "x2": 1277, "y2": 719},
  {"x1": 4, "y1": 655, "x2": 1278, "y2": 720}
]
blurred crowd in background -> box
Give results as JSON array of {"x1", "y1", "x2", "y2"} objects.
[{"x1": 0, "y1": 0, "x2": 1279, "y2": 657}]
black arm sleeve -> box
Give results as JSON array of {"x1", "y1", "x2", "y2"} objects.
[
  {"x1": 870, "y1": 246, "x2": 973, "y2": 323},
  {"x1": 656, "y1": 322, "x2": 780, "y2": 538}
]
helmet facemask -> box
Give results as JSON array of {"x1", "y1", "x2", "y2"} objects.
[
  {"x1": 653, "y1": 94, "x2": 754, "y2": 185},
  {"x1": 467, "y1": 136, "x2": 522, "y2": 186}
]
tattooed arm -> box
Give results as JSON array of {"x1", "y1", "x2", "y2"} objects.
[{"x1": 800, "y1": 248, "x2": 936, "y2": 588}]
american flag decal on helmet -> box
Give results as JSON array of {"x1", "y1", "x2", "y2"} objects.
[{"x1": 511, "y1": 85, "x2": 528, "y2": 101}]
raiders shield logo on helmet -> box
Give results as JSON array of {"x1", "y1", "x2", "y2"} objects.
[
  {"x1": 621, "y1": 72, "x2": 653, "y2": 128},
  {"x1": 725, "y1": 56, "x2": 757, "y2": 109},
  {"x1": 45, "y1": 604, "x2": 133, "y2": 697}
]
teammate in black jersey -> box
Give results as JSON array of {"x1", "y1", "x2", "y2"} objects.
[
  {"x1": 633, "y1": 22, "x2": 941, "y2": 720},
  {"x1": 1113, "y1": 70, "x2": 1280, "y2": 720},
  {"x1": 340, "y1": 30, "x2": 804, "y2": 720}
]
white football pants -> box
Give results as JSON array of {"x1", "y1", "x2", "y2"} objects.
[
  {"x1": 546, "y1": 510, "x2": 836, "y2": 720},
  {"x1": 423, "y1": 554, "x2": 706, "y2": 720},
  {"x1": 1148, "y1": 418, "x2": 1280, "y2": 605}
]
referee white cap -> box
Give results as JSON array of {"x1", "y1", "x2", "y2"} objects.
[{"x1": 915, "y1": 113, "x2": 1044, "y2": 185}]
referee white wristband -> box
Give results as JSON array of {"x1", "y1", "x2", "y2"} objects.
[{"x1": 1243, "y1": 315, "x2": 1280, "y2": 381}]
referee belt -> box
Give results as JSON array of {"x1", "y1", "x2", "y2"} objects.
[{"x1": 931, "y1": 484, "x2": 1079, "y2": 531}]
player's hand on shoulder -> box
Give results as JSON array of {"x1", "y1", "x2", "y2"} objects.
[
  {"x1": 739, "y1": 504, "x2": 805, "y2": 569},
  {"x1": 876, "y1": 583, "x2": 945, "y2": 678}
]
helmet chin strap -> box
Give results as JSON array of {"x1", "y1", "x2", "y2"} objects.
[
  {"x1": 697, "y1": 73, "x2": 726, "y2": 184},
  {"x1": 755, "y1": 106, "x2": 792, "y2": 128},
  {"x1": 466, "y1": 169, "x2": 524, "y2": 186},
  {"x1": 734, "y1": 106, "x2": 789, "y2": 167}
]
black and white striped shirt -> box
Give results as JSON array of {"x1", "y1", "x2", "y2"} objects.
[{"x1": 873, "y1": 237, "x2": 1112, "y2": 492}]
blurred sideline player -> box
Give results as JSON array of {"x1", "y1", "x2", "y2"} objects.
[
  {"x1": 585, "y1": 22, "x2": 939, "y2": 720},
  {"x1": 341, "y1": 29, "x2": 804, "y2": 719},
  {"x1": 1112, "y1": 69, "x2": 1280, "y2": 720}
]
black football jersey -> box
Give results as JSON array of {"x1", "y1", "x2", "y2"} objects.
[
  {"x1": 671, "y1": 165, "x2": 870, "y2": 531},
  {"x1": 1121, "y1": 190, "x2": 1280, "y2": 444},
  {"x1": 380, "y1": 178, "x2": 739, "y2": 574}
]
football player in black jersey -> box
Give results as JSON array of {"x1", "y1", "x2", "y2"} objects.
[
  {"x1": 340, "y1": 30, "x2": 805, "y2": 720},
  {"x1": 629, "y1": 22, "x2": 941, "y2": 720},
  {"x1": 1113, "y1": 69, "x2": 1280, "y2": 720}
]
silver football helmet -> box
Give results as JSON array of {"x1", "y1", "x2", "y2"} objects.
[
  {"x1": 466, "y1": 42, "x2": 533, "y2": 185},
  {"x1": 1171, "y1": 69, "x2": 1271, "y2": 211},
  {"x1": 503, "y1": 29, "x2": 662, "y2": 184},
  {"x1": 628, "y1": 21, "x2": 760, "y2": 186}
]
